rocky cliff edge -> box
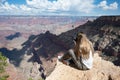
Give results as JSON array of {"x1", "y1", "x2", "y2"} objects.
[{"x1": 46, "y1": 52, "x2": 120, "y2": 80}]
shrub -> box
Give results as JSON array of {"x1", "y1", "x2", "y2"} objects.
[
  {"x1": 0, "y1": 75, "x2": 9, "y2": 80},
  {"x1": 0, "y1": 52, "x2": 7, "y2": 73},
  {"x1": 0, "y1": 52, "x2": 9, "y2": 80}
]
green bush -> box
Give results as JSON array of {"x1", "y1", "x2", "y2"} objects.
[
  {"x1": 0, "y1": 52, "x2": 9, "y2": 80},
  {"x1": 28, "y1": 77, "x2": 33, "y2": 80},
  {"x1": 0, "y1": 52, "x2": 7, "y2": 73},
  {"x1": 28, "y1": 77, "x2": 44, "y2": 80},
  {"x1": 0, "y1": 75, "x2": 9, "y2": 80}
]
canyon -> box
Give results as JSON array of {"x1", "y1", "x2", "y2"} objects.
[{"x1": 0, "y1": 16, "x2": 120, "y2": 80}]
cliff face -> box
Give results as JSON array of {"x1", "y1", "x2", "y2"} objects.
[
  {"x1": 46, "y1": 53, "x2": 120, "y2": 80},
  {"x1": 90, "y1": 16, "x2": 120, "y2": 27},
  {"x1": 58, "y1": 16, "x2": 120, "y2": 65}
]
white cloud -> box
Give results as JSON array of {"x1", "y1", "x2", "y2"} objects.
[
  {"x1": 4, "y1": 2, "x2": 18, "y2": 10},
  {"x1": 0, "y1": 0, "x2": 118, "y2": 15},
  {"x1": 26, "y1": 0, "x2": 95, "y2": 13},
  {"x1": 0, "y1": 0, "x2": 96, "y2": 15},
  {"x1": 0, "y1": 0, "x2": 6, "y2": 3},
  {"x1": 0, "y1": 2, "x2": 33, "y2": 15},
  {"x1": 20, "y1": 5, "x2": 31, "y2": 11},
  {"x1": 98, "y1": 0, "x2": 118, "y2": 10}
]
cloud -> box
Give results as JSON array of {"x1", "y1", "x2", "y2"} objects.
[
  {"x1": 0, "y1": 1, "x2": 33, "y2": 15},
  {"x1": 0, "y1": 0, "x2": 96, "y2": 15},
  {"x1": 26, "y1": 0, "x2": 95, "y2": 13},
  {"x1": 20, "y1": 5, "x2": 31, "y2": 11},
  {"x1": 0, "y1": 2, "x2": 18, "y2": 14},
  {"x1": 0, "y1": 0, "x2": 6, "y2": 3},
  {"x1": 0, "y1": 0, "x2": 119, "y2": 15},
  {"x1": 98, "y1": 0, "x2": 118, "y2": 10}
]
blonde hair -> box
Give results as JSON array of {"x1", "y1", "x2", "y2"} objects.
[{"x1": 74, "y1": 33, "x2": 94, "y2": 60}]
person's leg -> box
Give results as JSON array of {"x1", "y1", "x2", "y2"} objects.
[
  {"x1": 68, "y1": 49, "x2": 88, "y2": 70},
  {"x1": 68, "y1": 49, "x2": 82, "y2": 69},
  {"x1": 58, "y1": 51, "x2": 72, "y2": 65},
  {"x1": 58, "y1": 49, "x2": 88, "y2": 70}
]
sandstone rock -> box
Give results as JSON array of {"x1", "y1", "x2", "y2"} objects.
[
  {"x1": 30, "y1": 62, "x2": 40, "y2": 78},
  {"x1": 46, "y1": 53, "x2": 120, "y2": 80}
]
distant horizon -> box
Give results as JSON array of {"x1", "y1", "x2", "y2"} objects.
[
  {"x1": 0, "y1": 0, "x2": 120, "y2": 16},
  {"x1": 0, "y1": 14, "x2": 119, "y2": 17},
  {"x1": 0, "y1": 14, "x2": 120, "y2": 17}
]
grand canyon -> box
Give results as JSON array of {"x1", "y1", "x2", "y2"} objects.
[{"x1": 0, "y1": 16, "x2": 120, "y2": 80}]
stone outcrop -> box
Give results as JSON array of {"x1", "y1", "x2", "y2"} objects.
[
  {"x1": 46, "y1": 53, "x2": 120, "y2": 80},
  {"x1": 91, "y1": 16, "x2": 120, "y2": 27}
]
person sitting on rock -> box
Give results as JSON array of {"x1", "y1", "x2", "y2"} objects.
[{"x1": 58, "y1": 32, "x2": 94, "y2": 70}]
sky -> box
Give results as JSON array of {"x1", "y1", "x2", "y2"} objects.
[{"x1": 0, "y1": 0, "x2": 120, "y2": 16}]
